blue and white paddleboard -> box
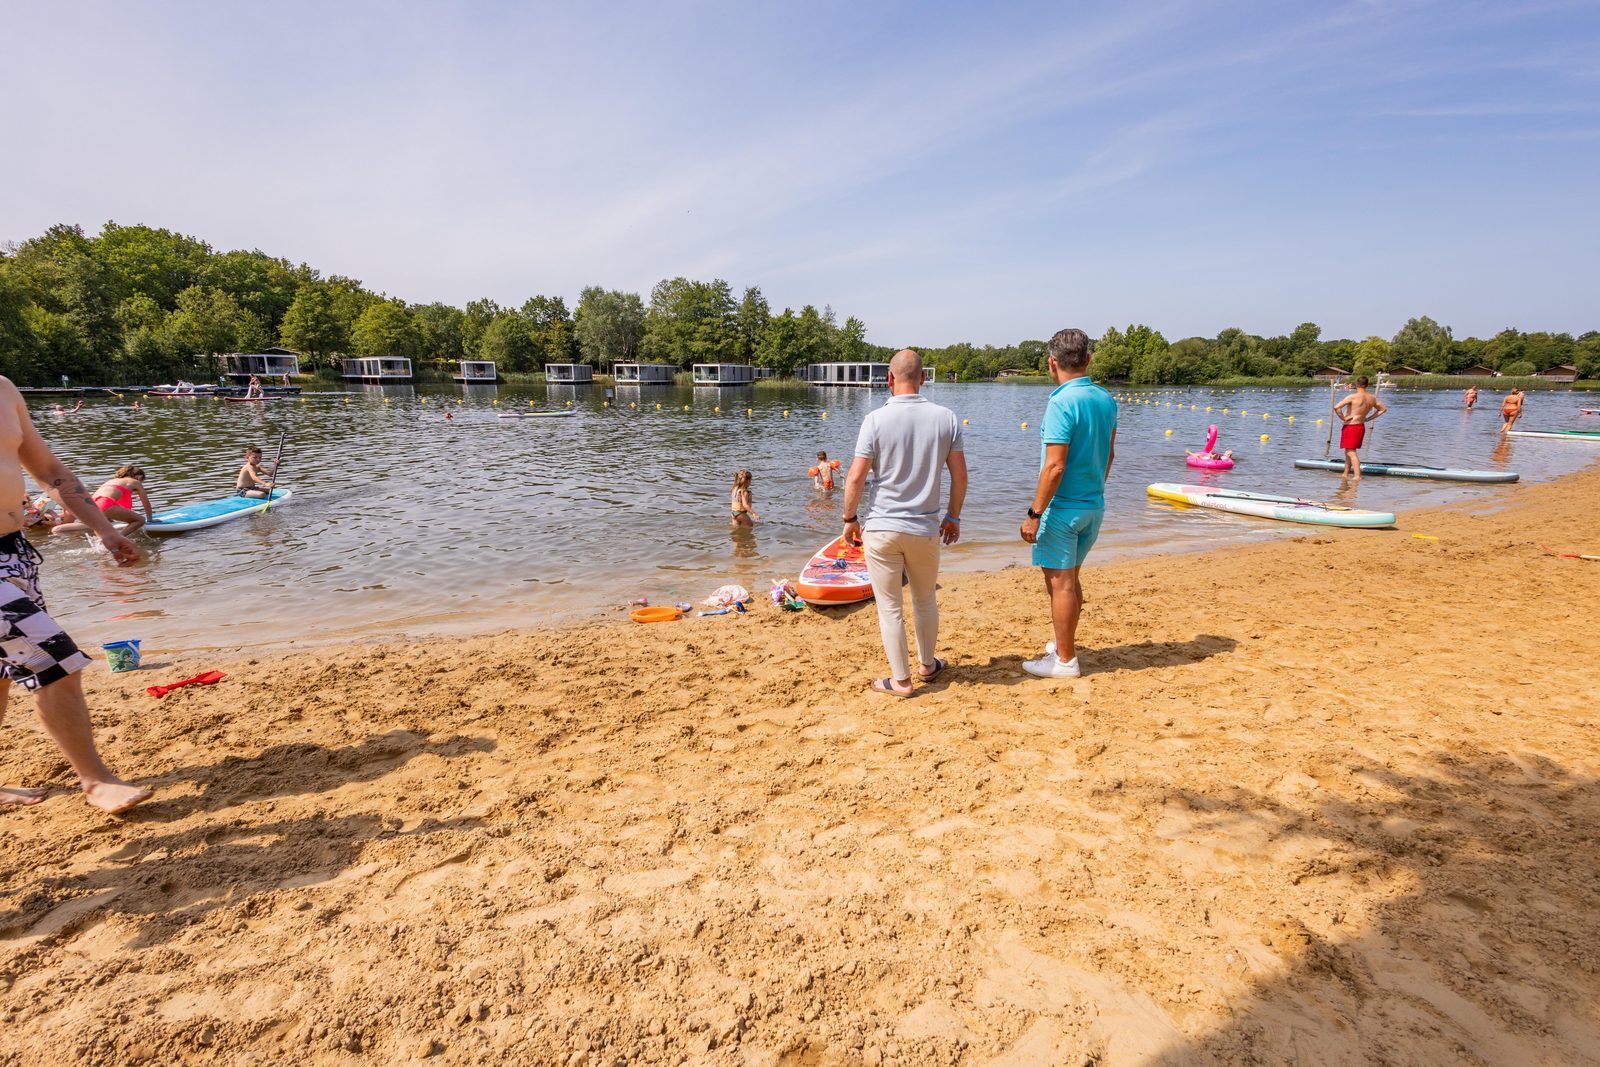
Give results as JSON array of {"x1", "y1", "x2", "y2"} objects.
[
  {"x1": 1293, "y1": 459, "x2": 1518, "y2": 483},
  {"x1": 141, "y1": 489, "x2": 293, "y2": 534}
]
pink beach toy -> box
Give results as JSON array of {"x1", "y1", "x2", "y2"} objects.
[{"x1": 1186, "y1": 424, "x2": 1235, "y2": 470}]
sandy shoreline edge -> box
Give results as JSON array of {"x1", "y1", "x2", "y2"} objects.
[{"x1": 3, "y1": 461, "x2": 1598, "y2": 1065}]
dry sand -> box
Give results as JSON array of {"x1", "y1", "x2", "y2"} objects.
[{"x1": 3, "y1": 466, "x2": 1599, "y2": 1066}]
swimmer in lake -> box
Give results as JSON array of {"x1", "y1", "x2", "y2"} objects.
[
  {"x1": 51, "y1": 466, "x2": 153, "y2": 535},
  {"x1": 730, "y1": 469, "x2": 758, "y2": 527}
]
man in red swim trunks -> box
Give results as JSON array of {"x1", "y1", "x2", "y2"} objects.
[{"x1": 1332, "y1": 376, "x2": 1387, "y2": 482}]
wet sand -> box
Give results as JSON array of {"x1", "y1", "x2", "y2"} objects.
[{"x1": 2, "y1": 464, "x2": 1598, "y2": 1065}]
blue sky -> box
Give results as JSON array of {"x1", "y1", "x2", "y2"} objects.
[{"x1": 3, "y1": 1, "x2": 1597, "y2": 344}]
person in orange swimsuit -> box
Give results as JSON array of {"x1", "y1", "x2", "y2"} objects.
[{"x1": 1500, "y1": 388, "x2": 1525, "y2": 435}]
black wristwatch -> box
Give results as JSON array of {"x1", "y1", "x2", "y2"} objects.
[
  {"x1": 843, "y1": 514, "x2": 859, "y2": 524},
  {"x1": 1026, "y1": 506, "x2": 1042, "y2": 520}
]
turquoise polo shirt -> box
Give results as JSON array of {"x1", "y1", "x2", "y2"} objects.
[{"x1": 1040, "y1": 376, "x2": 1118, "y2": 509}]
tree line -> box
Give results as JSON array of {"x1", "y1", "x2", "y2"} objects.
[
  {"x1": 2, "y1": 222, "x2": 1595, "y2": 386},
  {"x1": 920, "y1": 318, "x2": 1599, "y2": 384},
  {"x1": 0, "y1": 222, "x2": 885, "y2": 385}
]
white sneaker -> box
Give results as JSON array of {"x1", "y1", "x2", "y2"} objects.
[{"x1": 1023, "y1": 653, "x2": 1080, "y2": 678}]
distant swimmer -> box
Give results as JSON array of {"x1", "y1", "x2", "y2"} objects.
[
  {"x1": 0, "y1": 375, "x2": 151, "y2": 813},
  {"x1": 1332, "y1": 375, "x2": 1387, "y2": 482},
  {"x1": 1464, "y1": 386, "x2": 1478, "y2": 410},
  {"x1": 236, "y1": 446, "x2": 278, "y2": 498},
  {"x1": 51, "y1": 466, "x2": 154, "y2": 535},
  {"x1": 50, "y1": 401, "x2": 83, "y2": 417},
  {"x1": 729, "y1": 469, "x2": 759, "y2": 527},
  {"x1": 1500, "y1": 388, "x2": 1525, "y2": 435}
]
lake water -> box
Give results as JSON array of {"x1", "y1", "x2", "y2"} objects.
[{"x1": 24, "y1": 381, "x2": 1597, "y2": 652}]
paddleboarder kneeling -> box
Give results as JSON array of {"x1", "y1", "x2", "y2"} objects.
[{"x1": 1333, "y1": 376, "x2": 1387, "y2": 482}]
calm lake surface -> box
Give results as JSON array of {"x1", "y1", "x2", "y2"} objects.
[{"x1": 25, "y1": 381, "x2": 1597, "y2": 652}]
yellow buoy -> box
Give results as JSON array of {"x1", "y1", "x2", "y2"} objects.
[
  {"x1": 1262, "y1": 413, "x2": 1270, "y2": 419},
  {"x1": 343, "y1": 398, "x2": 349, "y2": 404},
  {"x1": 783, "y1": 410, "x2": 789, "y2": 418},
  {"x1": 1164, "y1": 429, "x2": 1173, "y2": 437},
  {"x1": 630, "y1": 401, "x2": 637, "y2": 409},
  {"x1": 1315, "y1": 418, "x2": 1324, "y2": 425},
  {"x1": 566, "y1": 400, "x2": 573, "y2": 406},
  {"x1": 821, "y1": 411, "x2": 828, "y2": 418},
  {"x1": 1286, "y1": 415, "x2": 1294, "y2": 422},
  {"x1": 962, "y1": 418, "x2": 969, "y2": 425},
  {"x1": 420, "y1": 398, "x2": 427, "y2": 404},
  {"x1": 656, "y1": 403, "x2": 662, "y2": 410},
  {"x1": 683, "y1": 405, "x2": 689, "y2": 412},
  {"x1": 1259, "y1": 434, "x2": 1270, "y2": 442},
  {"x1": 1021, "y1": 421, "x2": 1029, "y2": 429},
  {"x1": 746, "y1": 408, "x2": 752, "y2": 416},
  {"x1": 493, "y1": 399, "x2": 499, "y2": 406},
  {"x1": 1222, "y1": 408, "x2": 1230, "y2": 414},
  {"x1": 714, "y1": 406, "x2": 721, "y2": 413}
]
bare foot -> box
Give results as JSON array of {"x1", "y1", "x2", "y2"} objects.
[
  {"x1": 1, "y1": 786, "x2": 47, "y2": 807},
  {"x1": 81, "y1": 779, "x2": 153, "y2": 814}
]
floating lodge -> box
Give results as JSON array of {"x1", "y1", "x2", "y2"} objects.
[
  {"x1": 692, "y1": 363, "x2": 755, "y2": 386},
  {"x1": 221, "y1": 348, "x2": 300, "y2": 382},
  {"x1": 614, "y1": 362, "x2": 676, "y2": 385},
  {"x1": 454, "y1": 360, "x2": 498, "y2": 383},
  {"x1": 545, "y1": 364, "x2": 594, "y2": 384},
  {"x1": 804, "y1": 362, "x2": 937, "y2": 386},
  {"x1": 341, "y1": 357, "x2": 413, "y2": 383}
]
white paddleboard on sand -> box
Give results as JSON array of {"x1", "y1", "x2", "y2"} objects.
[{"x1": 1148, "y1": 483, "x2": 1396, "y2": 528}]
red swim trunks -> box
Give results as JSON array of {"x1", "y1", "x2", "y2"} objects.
[{"x1": 1340, "y1": 423, "x2": 1366, "y2": 450}]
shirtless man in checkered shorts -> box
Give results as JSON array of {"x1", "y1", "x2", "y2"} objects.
[{"x1": 0, "y1": 377, "x2": 151, "y2": 813}]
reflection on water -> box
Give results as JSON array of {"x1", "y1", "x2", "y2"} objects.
[{"x1": 24, "y1": 382, "x2": 1597, "y2": 651}]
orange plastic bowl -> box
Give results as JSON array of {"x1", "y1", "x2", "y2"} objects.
[{"x1": 630, "y1": 606, "x2": 683, "y2": 624}]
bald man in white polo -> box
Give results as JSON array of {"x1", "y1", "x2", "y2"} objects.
[{"x1": 840, "y1": 349, "x2": 968, "y2": 696}]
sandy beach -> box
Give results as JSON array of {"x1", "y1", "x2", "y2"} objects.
[{"x1": 3, "y1": 466, "x2": 1598, "y2": 1066}]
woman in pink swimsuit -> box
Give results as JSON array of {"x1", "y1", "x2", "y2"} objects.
[{"x1": 54, "y1": 466, "x2": 153, "y2": 535}]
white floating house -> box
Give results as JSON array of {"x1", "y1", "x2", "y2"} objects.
[
  {"x1": 753, "y1": 367, "x2": 776, "y2": 379},
  {"x1": 341, "y1": 357, "x2": 413, "y2": 383},
  {"x1": 806, "y1": 362, "x2": 889, "y2": 386},
  {"x1": 545, "y1": 364, "x2": 594, "y2": 383},
  {"x1": 222, "y1": 349, "x2": 300, "y2": 381},
  {"x1": 692, "y1": 363, "x2": 756, "y2": 386},
  {"x1": 923, "y1": 366, "x2": 938, "y2": 384},
  {"x1": 614, "y1": 362, "x2": 676, "y2": 384},
  {"x1": 455, "y1": 360, "x2": 498, "y2": 383}
]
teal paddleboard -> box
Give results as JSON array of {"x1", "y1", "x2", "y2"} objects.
[
  {"x1": 143, "y1": 489, "x2": 293, "y2": 534},
  {"x1": 1294, "y1": 459, "x2": 1517, "y2": 483}
]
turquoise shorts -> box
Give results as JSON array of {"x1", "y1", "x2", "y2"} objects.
[{"x1": 1032, "y1": 507, "x2": 1103, "y2": 570}]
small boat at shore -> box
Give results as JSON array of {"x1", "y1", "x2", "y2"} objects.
[{"x1": 1293, "y1": 459, "x2": 1518, "y2": 483}]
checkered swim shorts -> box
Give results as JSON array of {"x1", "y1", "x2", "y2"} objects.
[{"x1": 0, "y1": 531, "x2": 91, "y2": 691}]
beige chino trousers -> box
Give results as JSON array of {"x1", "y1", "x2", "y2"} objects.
[{"x1": 863, "y1": 530, "x2": 941, "y2": 682}]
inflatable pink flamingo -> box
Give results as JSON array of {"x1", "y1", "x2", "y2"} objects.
[{"x1": 1186, "y1": 424, "x2": 1235, "y2": 470}]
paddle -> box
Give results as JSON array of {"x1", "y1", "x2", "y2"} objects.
[
  {"x1": 1323, "y1": 377, "x2": 1336, "y2": 458},
  {"x1": 262, "y1": 430, "x2": 287, "y2": 507},
  {"x1": 1540, "y1": 544, "x2": 1599, "y2": 562}
]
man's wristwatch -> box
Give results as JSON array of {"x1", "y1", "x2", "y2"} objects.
[
  {"x1": 1026, "y1": 506, "x2": 1042, "y2": 520},
  {"x1": 843, "y1": 514, "x2": 859, "y2": 523}
]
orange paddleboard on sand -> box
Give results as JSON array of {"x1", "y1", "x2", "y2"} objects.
[{"x1": 796, "y1": 536, "x2": 874, "y2": 606}]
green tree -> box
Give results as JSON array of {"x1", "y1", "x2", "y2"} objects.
[
  {"x1": 232, "y1": 310, "x2": 272, "y2": 353},
  {"x1": 1352, "y1": 336, "x2": 1390, "y2": 378},
  {"x1": 574, "y1": 287, "x2": 645, "y2": 367},
  {"x1": 839, "y1": 316, "x2": 869, "y2": 362},
  {"x1": 478, "y1": 312, "x2": 537, "y2": 372},
  {"x1": 641, "y1": 277, "x2": 736, "y2": 367},
  {"x1": 1390, "y1": 316, "x2": 1452, "y2": 373},
  {"x1": 351, "y1": 300, "x2": 420, "y2": 357},
  {"x1": 278, "y1": 286, "x2": 345, "y2": 367},
  {"x1": 95, "y1": 221, "x2": 211, "y2": 307},
  {"x1": 520, "y1": 295, "x2": 576, "y2": 365},
  {"x1": 164, "y1": 286, "x2": 243, "y2": 357},
  {"x1": 1091, "y1": 327, "x2": 1133, "y2": 381},
  {"x1": 412, "y1": 302, "x2": 466, "y2": 361},
  {"x1": 1124, "y1": 325, "x2": 1171, "y2": 384},
  {"x1": 735, "y1": 286, "x2": 769, "y2": 363},
  {"x1": 199, "y1": 250, "x2": 301, "y2": 331},
  {"x1": 1575, "y1": 331, "x2": 1600, "y2": 380},
  {"x1": 463, "y1": 298, "x2": 501, "y2": 356}
]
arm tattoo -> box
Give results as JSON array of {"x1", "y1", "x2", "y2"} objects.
[{"x1": 50, "y1": 475, "x2": 95, "y2": 505}]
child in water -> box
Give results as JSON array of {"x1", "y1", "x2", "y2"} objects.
[
  {"x1": 236, "y1": 446, "x2": 278, "y2": 498},
  {"x1": 813, "y1": 450, "x2": 836, "y2": 491},
  {"x1": 730, "y1": 469, "x2": 759, "y2": 527}
]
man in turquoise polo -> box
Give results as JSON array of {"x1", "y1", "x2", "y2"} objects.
[{"x1": 1019, "y1": 328, "x2": 1117, "y2": 678}]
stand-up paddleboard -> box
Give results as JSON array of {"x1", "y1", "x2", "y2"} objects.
[
  {"x1": 222, "y1": 395, "x2": 284, "y2": 403},
  {"x1": 1294, "y1": 459, "x2": 1518, "y2": 483},
  {"x1": 1507, "y1": 429, "x2": 1600, "y2": 441},
  {"x1": 1147, "y1": 483, "x2": 1395, "y2": 528},
  {"x1": 796, "y1": 536, "x2": 873, "y2": 605},
  {"x1": 497, "y1": 410, "x2": 575, "y2": 419},
  {"x1": 140, "y1": 489, "x2": 293, "y2": 534},
  {"x1": 1581, "y1": 409, "x2": 1599, "y2": 416}
]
